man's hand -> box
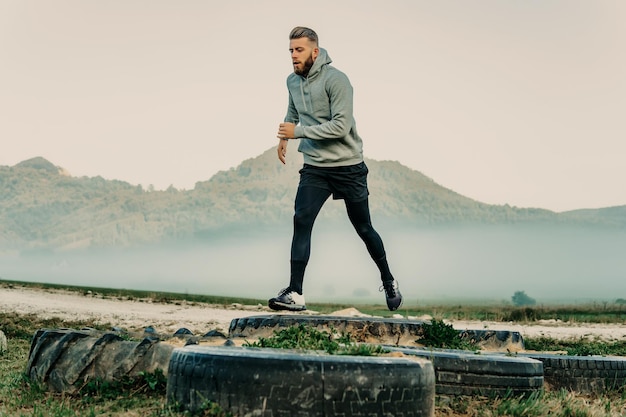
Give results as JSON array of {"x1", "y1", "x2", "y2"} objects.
[
  {"x1": 277, "y1": 122, "x2": 296, "y2": 140},
  {"x1": 277, "y1": 138, "x2": 288, "y2": 164}
]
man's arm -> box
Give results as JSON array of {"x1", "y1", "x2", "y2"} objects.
[
  {"x1": 294, "y1": 72, "x2": 353, "y2": 140},
  {"x1": 276, "y1": 92, "x2": 298, "y2": 164},
  {"x1": 277, "y1": 138, "x2": 288, "y2": 164},
  {"x1": 284, "y1": 91, "x2": 299, "y2": 125}
]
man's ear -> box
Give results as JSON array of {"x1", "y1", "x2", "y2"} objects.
[{"x1": 312, "y1": 47, "x2": 319, "y2": 60}]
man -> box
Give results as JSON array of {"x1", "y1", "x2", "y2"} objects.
[{"x1": 269, "y1": 26, "x2": 402, "y2": 312}]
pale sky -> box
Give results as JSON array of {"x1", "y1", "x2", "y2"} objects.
[{"x1": 1, "y1": 0, "x2": 624, "y2": 212}]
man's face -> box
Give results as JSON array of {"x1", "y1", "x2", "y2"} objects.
[{"x1": 289, "y1": 37, "x2": 318, "y2": 77}]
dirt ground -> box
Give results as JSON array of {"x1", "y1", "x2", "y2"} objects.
[{"x1": 2, "y1": 285, "x2": 626, "y2": 341}]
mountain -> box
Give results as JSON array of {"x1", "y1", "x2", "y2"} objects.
[
  {"x1": 562, "y1": 205, "x2": 626, "y2": 227},
  {"x1": 14, "y1": 156, "x2": 66, "y2": 174},
  {"x1": 0, "y1": 149, "x2": 623, "y2": 252}
]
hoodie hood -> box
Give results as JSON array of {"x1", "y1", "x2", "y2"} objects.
[{"x1": 303, "y1": 48, "x2": 332, "y2": 79}]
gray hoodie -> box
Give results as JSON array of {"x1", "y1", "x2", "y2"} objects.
[{"x1": 284, "y1": 48, "x2": 364, "y2": 167}]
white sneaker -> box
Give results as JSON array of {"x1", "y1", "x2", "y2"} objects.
[{"x1": 268, "y1": 288, "x2": 306, "y2": 311}]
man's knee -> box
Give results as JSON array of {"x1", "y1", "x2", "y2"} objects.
[
  {"x1": 356, "y1": 224, "x2": 376, "y2": 238},
  {"x1": 293, "y1": 208, "x2": 316, "y2": 228}
]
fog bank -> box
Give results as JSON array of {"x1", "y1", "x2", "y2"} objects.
[{"x1": 2, "y1": 224, "x2": 625, "y2": 304}]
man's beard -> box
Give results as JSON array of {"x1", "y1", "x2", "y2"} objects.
[{"x1": 295, "y1": 54, "x2": 315, "y2": 76}]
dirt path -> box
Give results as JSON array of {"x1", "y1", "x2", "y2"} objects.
[
  {"x1": 2, "y1": 285, "x2": 625, "y2": 341},
  {"x1": 448, "y1": 319, "x2": 626, "y2": 342},
  {"x1": 0, "y1": 285, "x2": 266, "y2": 335}
]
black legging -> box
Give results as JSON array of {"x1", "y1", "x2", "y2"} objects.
[{"x1": 289, "y1": 186, "x2": 392, "y2": 292}]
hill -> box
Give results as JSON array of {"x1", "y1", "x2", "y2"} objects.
[
  {"x1": 561, "y1": 205, "x2": 626, "y2": 227},
  {"x1": 0, "y1": 149, "x2": 623, "y2": 252}
]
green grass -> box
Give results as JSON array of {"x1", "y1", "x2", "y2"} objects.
[
  {"x1": 418, "y1": 318, "x2": 479, "y2": 351},
  {"x1": 437, "y1": 388, "x2": 626, "y2": 417},
  {"x1": 244, "y1": 323, "x2": 349, "y2": 353},
  {"x1": 0, "y1": 339, "x2": 228, "y2": 417},
  {"x1": 4, "y1": 279, "x2": 626, "y2": 416},
  {"x1": 243, "y1": 323, "x2": 388, "y2": 356},
  {"x1": 4, "y1": 314, "x2": 626, "y2": 417},
  {"x1": 0, "y1": 316, "x2": 230, "y2": 417},
  {"x1": 525, "y1": 336, "x2": 626, "y2": 357}
]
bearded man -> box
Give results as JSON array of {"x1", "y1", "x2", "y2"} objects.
[{"x1": 269, "y1": 26, "x2": 403, "y2": 312}]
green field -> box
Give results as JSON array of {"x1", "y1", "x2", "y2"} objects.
[{"x1": 2, "y1": 280, "x2": 626, "y2": 416}]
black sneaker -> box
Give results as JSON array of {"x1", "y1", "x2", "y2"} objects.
[
  {"x1": 268, "y1": 288, "x2": 306, "y2": 311},
  {"x1": 380, "y1": 279, "x2": 403, "y2": 311}
]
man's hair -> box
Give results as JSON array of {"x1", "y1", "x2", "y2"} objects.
[{"x1": 289, "y1": 26, "x2": 318, "y2": 45}]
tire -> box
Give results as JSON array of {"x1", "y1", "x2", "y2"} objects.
[
  {"x1": 512, "y1": 352, "x2": 626, "y2": 393},
  {"x1": 228, "y1": 314, "x2": 525, "y2": 352},
  {"x1": 167, "y1": 345, "x2": 436, "y2": 416},
  {"x1": 458, "y1": 329, "x2": 525, "y2": 352},
  {"x1": 26, "y1": 328, "x2": 175, "y2": 393},
  {"x1": 228, "y1": 315, "x2": 424, "y2": 346},
  {"x1": 384, "y1": 346, "x2": 544, "y2": 397}
]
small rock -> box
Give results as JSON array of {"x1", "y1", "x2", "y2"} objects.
[
  {"x1": 329, "y1": 307, "x2": 370, "y2": 317},
  {"x1": 0, "y1": 330, "x2": 7, "y2": 353}
]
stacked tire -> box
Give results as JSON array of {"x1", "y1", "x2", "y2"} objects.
[
  {"x1": 511, "y1": 352, "x2": 626, "y2": 393},
  {"x1": 166, "y1": 345, "x2": 436, "y2": 416},
  {"x1": 385, "y1": 346, "x2": 544, "y2": 397},
  {"x1": 229, "y1": 315, "x2": 525, "y2": 351},
  {"x1": 33, "y1": 314, "x2": 626, "y2": 415},
  {"x1": 228, "y1": 315, "x2": 544, "y2": 398}
]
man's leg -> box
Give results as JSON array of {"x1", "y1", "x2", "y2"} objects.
[
  {"x1": 344, "y1": 198, "x2": 392, "y2": 279},
  {"x1": 345, "y1": 198, "x2": 403, "y2": 310},
  {"x1": 289, "y1": 186, "x2": 331, "y2": 294},
  {"x1": 268, "y1": 185, "x2": 329, "y2": 311}
]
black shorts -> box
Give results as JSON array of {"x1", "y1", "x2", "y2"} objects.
[{"x1": 298, "y1": 162, "x2": 369, "y2": 201}]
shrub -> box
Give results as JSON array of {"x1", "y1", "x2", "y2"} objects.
[
  {"x1": 418, "y1": 319, "x2": 477, "y2": 350},
  {"x1": 512, "y1": 291, "x2": 536, "y2": 307}
]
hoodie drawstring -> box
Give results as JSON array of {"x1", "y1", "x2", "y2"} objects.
[
  {"x1": 299, "y1": 78, "x2": 314, "y2": 112},
  {"x1": 299, "y1": 79, "x2": 307, "y2": 112}
]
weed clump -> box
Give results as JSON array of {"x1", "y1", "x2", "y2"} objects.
[
  {"x1": 79, "y1": 369, "x2": 167, "y2": 400},
  {"x1": 417, "y1": 319, "x2": 477, "y2": 351},
  {"x1": 243, "y1": 324, "x2": 387, "y2": 356}
]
